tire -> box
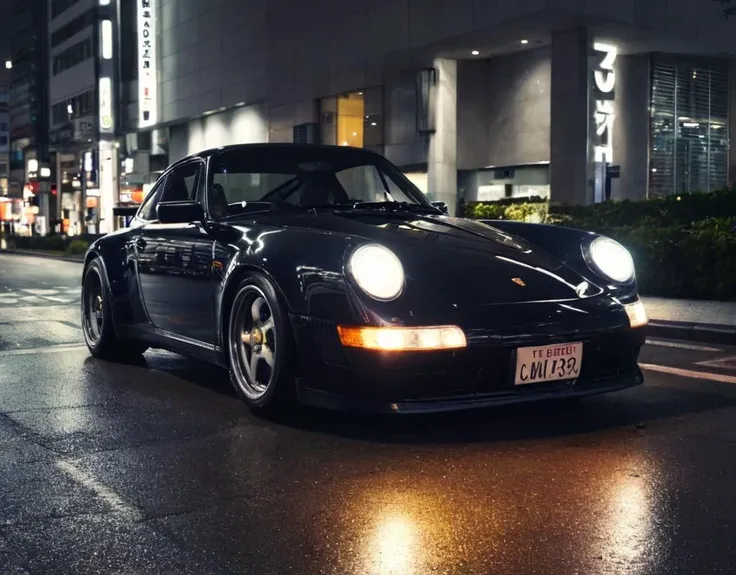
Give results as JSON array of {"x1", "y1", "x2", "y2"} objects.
[
  {"x1": 81, "y1": 258, "x2": 149, "y2": 361},
  {"x1": 226, "y1": 272, "x2": 296, "y2": 411}
]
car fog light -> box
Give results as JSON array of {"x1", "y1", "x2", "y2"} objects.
[
  {"x1": 337, "y1": 325, "x2": 467, "y2": 351},
  {"x1": 624, "y1": 300, "x2": 648, "y2": 328}
]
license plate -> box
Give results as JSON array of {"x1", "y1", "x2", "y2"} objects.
[{"x1": 514, "y1": 342, "x2": 583, "y2": 386}]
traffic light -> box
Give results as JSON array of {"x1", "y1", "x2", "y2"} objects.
[{"x1": 51, "y1": 185, "x2": 57, "y2": 196}]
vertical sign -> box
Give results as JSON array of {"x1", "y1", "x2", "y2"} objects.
[
  {"x1": 138, "y1": 0, "x2": 157, "y2": 128},
  {"x1": 592, "y1": 42, "x2": 617, "y2": 163},
  {"x1": 99, "y1": 77, "x2": 114, "y2": 134}
]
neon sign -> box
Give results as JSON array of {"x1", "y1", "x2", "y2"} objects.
[
  {"x1": 592, "y1": 42, "x2": 617, "y2": 163},
  {"x1": 137, "y1": 0, "x2": 157, "y2": 128}
]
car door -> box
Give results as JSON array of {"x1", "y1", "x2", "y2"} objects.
[
  {"x1": 126, "y1": 174, "x2": 167, "y2": 326},
  {"x1": 134, "y1": 158, "x2": 216, "y2": 344}
]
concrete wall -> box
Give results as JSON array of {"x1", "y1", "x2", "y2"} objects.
[
  {"x1": 554, "y1": 0, "x2": 736, "y2": 54},
  {"x1": 155, "y1": 0, "x2": 736, "y2": 128},
  {"x1": 384, "y1": 70, "x2": 429, "y2": 168},
  {"x1": 159, "y1": 0, "x2": 267, "y2": 124},
  {"x1": 156, "y1": 0, "x2": 571, "y2": 130},
  {"x1": 168, "y1": 104, "x2": 268, "y2": 162},
  {"x1": 457, "y1": 48, "x2": 550, "y2": 170},
  {"x1": 611, "y1": 54, "x2": 651, "y2": 200}
]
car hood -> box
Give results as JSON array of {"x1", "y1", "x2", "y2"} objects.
[{"x1": 238, "y1": 209, "x2": 599, "y2": 306}]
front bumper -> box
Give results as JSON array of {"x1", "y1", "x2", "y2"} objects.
[{"x1": 290, "y1": 314, "x2": 646, "y2": 414}]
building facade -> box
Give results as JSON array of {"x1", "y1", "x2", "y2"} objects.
[
  {"x1": 105, "y1": 0, "x2": 736, "y2": 219},
  {"x1": 47, "y1": 0, "x2": 104, "y2": 234},
  {"x1": 0, "y1": 76, "x2": 9, "y2": 199},
  {"x1": 8, "y1": 0, "x2": 50, "y2": 234}
]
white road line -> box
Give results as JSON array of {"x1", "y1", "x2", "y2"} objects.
[
  {"x1": 43, "y1": 296, "x2": 77, "y2": 303},
  {"x1": 0, "y1": 343, "x2": 87, "y2": 357},
  {"x1": 645, "y1": 338, "x2": 721, "y2": 352},
  {"x1": 640, "y1": 363, "x2": 736, "y2": 384},
  {"x1": 696, "y1": 355, "x2": 736, "y2": 369},
  {"x1": 56, "y1": 460, "x2": 143, "y2": 521}
]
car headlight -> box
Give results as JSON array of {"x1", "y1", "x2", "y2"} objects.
[
  {"x1": 588, "y1": 236, "x2": 635, "y2": 283},
  {"x1": 347, "y1": 244, "x2": 405, "y2": 301}
]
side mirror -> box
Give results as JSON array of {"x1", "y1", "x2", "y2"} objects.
[
  {"x1": 431, "y1": 201, "x2": 449, "y2": 215},
  {"x1": 157, "y1": 201, "x2": 204, "y2": 224}
]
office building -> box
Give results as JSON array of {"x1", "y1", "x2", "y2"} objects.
[
  {"x1": 8, "y1": 0, "x2": 50, "y2": 233},
  {"x1": 107, "y1": 1, "x2": 736, "y2": 218}
]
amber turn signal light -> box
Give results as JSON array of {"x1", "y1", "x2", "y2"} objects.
[
  {"x1": 337, "y1": 325, "x2": 467, "y2": 351},
  {"x1": 624, "y1": 300, "x2": 648, "y2": 328}
]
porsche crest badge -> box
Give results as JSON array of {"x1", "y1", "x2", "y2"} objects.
[{"x1": 511, "y1": 277, "x2": 526, "y2": 287}]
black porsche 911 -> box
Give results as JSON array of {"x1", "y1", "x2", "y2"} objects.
[{"x1": 82, "y1": 143, "x2": 648, "y2": 413}]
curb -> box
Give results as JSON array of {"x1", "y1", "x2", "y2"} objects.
[
  {"x1": 648, "y1": 320, "x2": 736, "y2": 346},
  {"x1": 0, "y1": 249, "x2": 85, "y2": 264}
]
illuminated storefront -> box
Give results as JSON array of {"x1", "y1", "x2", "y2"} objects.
[{"x1": 319, "y1": 89, "x2": 384, "y2": 152}]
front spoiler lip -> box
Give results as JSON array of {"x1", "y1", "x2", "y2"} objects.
[{"x1": 296, "y1": 370, "x2": 644, "y2": 415}]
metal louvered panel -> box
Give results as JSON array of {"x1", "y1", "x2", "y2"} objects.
[
  {"x1": 649, "y1": 55, "x2": 729, "y2": 197},
  {"x1": 650, "y1": 62, "x2": 676, "y2": 197}
]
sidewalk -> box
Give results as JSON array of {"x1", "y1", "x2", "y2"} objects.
[{"x1": 642, "y1": 297, "x2": 736, "y2": 345}]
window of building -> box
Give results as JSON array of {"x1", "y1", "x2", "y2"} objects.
[
  {"x1": 51, "y1": 0, "x2": 82, "y2": 19},
  {"x1": 52, "y1": 39, "x2": 92, "y2": 75},
  {"x1": 51, "y1": 89, "x2": 95, "y2": 125},
  {"x1": 649, "y1": 55, "x2": 729, "y2": 196},
  {"x1": 319, "y1": 88, "x2": 384, "y2": 150},
  {"x1": 51, "y1": 9, "x2": 95, "y2": 49}
]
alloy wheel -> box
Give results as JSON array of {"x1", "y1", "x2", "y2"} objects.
[
  {"x1": 83, "y1": 271, "x2": 105, "y2": 346},
  {"x1": 230, "y1": 286, "x2": 278, "y2": 400}
]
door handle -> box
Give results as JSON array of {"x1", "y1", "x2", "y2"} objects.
[{"x1": 135, "y1": 237, "x2": 147, "y2": 250}]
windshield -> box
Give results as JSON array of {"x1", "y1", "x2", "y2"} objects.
[{"x1": 208, "y1": 146, "x2": 433, "y2": 219}]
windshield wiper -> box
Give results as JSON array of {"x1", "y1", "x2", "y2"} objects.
[
  {"x1": 217, "y1": 201, "x2": 441, "y2": 220},
  {"x1": 219, "y1": 203, "x2": 347, "y2": 219},
  {"x1": 344, "y1": 201, "x2": 442, "y2": 214}
]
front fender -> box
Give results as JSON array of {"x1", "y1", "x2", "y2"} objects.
[{"x1": 213, "y1": 225, "x2": 367, "y2": 347}]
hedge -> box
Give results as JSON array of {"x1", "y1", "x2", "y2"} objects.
[
  {"x1": 10, "y1": 234, "x2": 98, "y2": 256},
  {"x1": 464, "y1": 189, "x2": 736, "y2": 301}
]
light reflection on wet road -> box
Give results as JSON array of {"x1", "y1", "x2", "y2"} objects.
[{"x1": 1, "y1": 253, "x2": 735, "y2": 574}]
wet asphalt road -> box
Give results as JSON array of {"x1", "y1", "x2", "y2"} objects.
[{"x1": 1, "y1": 253, "x2": 736, "y2": 575}]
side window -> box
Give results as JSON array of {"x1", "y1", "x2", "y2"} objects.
[
  {"x1": 160, "y1": 161, "x2": 203, "y2": 203},
  {"x1": 137, "y1": 176, "x2": 166, "y2": 221}
]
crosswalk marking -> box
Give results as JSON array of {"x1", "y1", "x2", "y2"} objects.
[
  {"x1": 0, "y1": 343, "x2": 87, "y2": 357},
  {"x1": 0, "y1": 286, "x2": 80, "y2": 307}
]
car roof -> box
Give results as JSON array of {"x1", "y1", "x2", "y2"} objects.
[{"x1": 176, "y1": 143, "x2": 382, "y2": 165}]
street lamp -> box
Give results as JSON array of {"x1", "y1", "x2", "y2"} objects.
[{"x1": 4, "y1": 61, "x2": 11, "y2": 69}]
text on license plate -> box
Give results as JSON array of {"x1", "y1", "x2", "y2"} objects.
[{"x1": 514, "y1": 342, "x2": 583, "y2": 386}]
